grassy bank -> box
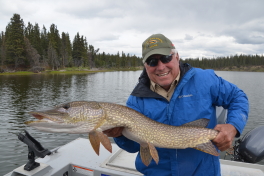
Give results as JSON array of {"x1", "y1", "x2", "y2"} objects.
[
  {"x1": 1, "y1": 65, "x2": 264, "y2": 76},
  {"x1": 214, "y1": 65, "x2": 264, "y2": 72},
  {"x1": 0, "y1": 67, "x2": 144, "y2": 75}
]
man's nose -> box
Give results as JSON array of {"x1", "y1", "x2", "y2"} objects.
[{"x1": 156, "y1": 59, "x2": 166, "y2": 69}]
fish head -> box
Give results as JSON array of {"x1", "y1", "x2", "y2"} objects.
[{"x1": 25, "y1": 101, "x2": 105, "y2": 133}]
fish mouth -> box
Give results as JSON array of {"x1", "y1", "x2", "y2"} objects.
[
  {"x1": 25, "y1": 111, "x2": 82, "y2": 133},
  {"x1": 26, "y1": 111, "x2": 65, "y2": 124},
  {"x1": 29, "y1": 112, "x2": 47, "y2": 120}
]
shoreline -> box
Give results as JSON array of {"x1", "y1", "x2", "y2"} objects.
[
  {"x1": 0, "y1": 67, "x2": 144, "y2": 75},
  {"x1": 214, "y1": 65, "x2": 264, "y2": 72},
  {"x1": 0, "y1": 65, "x2": 264, "y2": 76}
]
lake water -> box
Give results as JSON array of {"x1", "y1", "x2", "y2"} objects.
[{"x1": 1, "y1": 70, "x2": 264, "y2": 175}]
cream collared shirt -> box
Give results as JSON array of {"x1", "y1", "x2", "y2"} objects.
[{"x1": 150, "y1": 71, "x2": 181, "y2": 101}]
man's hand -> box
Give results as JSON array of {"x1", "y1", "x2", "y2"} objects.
[
  {"x1": 103, "y1": 127, "x2": 124, "y2": 138},
  {"x1": 212, "y1": 124, "x2": 237, "y2": 151}
]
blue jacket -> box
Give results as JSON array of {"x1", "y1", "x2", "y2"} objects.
[{"x1": 114, "y1": 63, "x2": 249, "y2": 176}]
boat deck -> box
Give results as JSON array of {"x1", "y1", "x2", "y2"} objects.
[{"x1": 5, "y1": 138, "x2": 264, "y2": 176}]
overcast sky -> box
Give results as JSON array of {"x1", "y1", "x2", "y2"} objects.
[{"x1": 0, "y1": 0, "x2": 263, "y2": 59}]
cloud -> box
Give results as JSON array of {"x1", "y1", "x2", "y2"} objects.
[
  {"x1": 221, "y1": 19, "x2": 264, "y2": 45},
  {"x1": 0, "y1": 0, "x2": 264, "y2": 58},
  {"x1": 184, "y1": 34, "x2": 194, "y2": 41}
]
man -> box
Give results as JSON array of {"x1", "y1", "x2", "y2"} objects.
[{"x1": 104, "y1": 34, "x2": 249, "y2": 176}]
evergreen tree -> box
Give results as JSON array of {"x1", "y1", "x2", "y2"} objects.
[
  {"x1": 40, "y1": 25, "x2": 48, "y2": 66},
  {"x1": 88, "y1": 44, "x2": 99, "y2": 68},
  {"x1": 25, "y1": 22, "x2": 41, "y2": 67},
  {"x1": 24, "y1": 36, "x2": 40, "y2": 67},
  {"x1": 32, "y1": 23, "x2": 41, "y2": 55},
  {"x1": 82, "y1": 37, "x2": 88, "y2": 67},
  {"x1": 65, "y1": 33, "x2": 72, "y2": 66},
  {"x1": 4, "y1": 13, "x2": 264, "y2": 72},
  {"x1": 24, "y1": 22, "x2": 33, "y2": 41},
  {"x1": 5, "y1": 13, "x2": 25, "y2": 68},
  {"x1": 48, "y1": 41, "x2": 59, "y2": 70},
  {"x1": 0, "y1": 31, "x2": 7, "y2": 67},
  {"x1": 48, "y1": 24, "x2": 60, "y2": 56},
  {"x1": 61, "y1": 32, "x2": 71, "y2": 67},
  {"x1": 72, "y1": 33, "x2": 83, "y2": 67},
  {"x1": 116, "y1": 51, "x2": 120, "y2": 68}
]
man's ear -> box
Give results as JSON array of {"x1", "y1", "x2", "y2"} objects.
[{"x1": 175, "y1": 53, "x2": 180, "y2": 61}]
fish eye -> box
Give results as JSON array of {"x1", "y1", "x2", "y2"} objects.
[{"x1": 62, "y1": 103, "x2": 70, "y2": 110}]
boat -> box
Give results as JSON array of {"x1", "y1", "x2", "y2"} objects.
[
  {"x1": 4, "y1": 136, "x2": 264, "y2": 176},
  {"x1": 4, "y1": 108, "x2": 264, "y2": 176}
]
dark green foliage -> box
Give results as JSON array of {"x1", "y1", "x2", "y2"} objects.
[
  {"x1": 1, "y1": 14, "x2": 143, "y2": 70},
  {"x1": 184, "y1": 54, "x2": 264, "y2": 70},
  {"x1": 48, "y1": 40, "x2": 59, "y2": 70},
  {"x1": 40, "y1": 25, "x2": 49, "y2": 66},
  {"x1": 5, "y1": 13, "x2": 26, "y2": 68},
  {"x1": 72, "y1": 33, "x2": 85, "y2": 67},
  {"x1": 24, "y1": 37, "x2": 40, "y2": 67},
  {"x1": 25, "y1": 22, "x2": 42, "y2": 55},
  {"x1": 88, "y1": 44, "x2": 99, "y2": 68},
  {"x1": 0, "y1": 31, "x2": 7, "y2": 66},
  {"x1": 48, "y1": 24, "x2": 61, "y2": 54},
  {"x1": 4, "y1": 13, "x2": 263, "y2": 71},
  {"x1": 61, "y1": 32, "x2": 72, "y2": 67}
]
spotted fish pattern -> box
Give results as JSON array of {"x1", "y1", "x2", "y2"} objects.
[{"x1": 26, "y1": 101, "x2": 219, "y2": 166}]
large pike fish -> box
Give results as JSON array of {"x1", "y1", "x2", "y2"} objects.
[{"x1": 25, "y1": 101, "x2": 219, "y2": 166}]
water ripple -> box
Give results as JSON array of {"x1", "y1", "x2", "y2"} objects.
[{"x1": 1, "y1": 71, "x2": 264, "y2": 174}]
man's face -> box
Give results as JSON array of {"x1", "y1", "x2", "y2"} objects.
[{"x1": 144, "y1": 53, "x2": 180, "y2": 91}]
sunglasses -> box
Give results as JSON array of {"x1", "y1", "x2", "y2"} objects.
[{"x1": 145, "y1": 54, "x2": 174, "y2": 67}]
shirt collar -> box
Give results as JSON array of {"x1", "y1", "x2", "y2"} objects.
[{"x1": 150, "y1": 70, "x2": 180, "y2": 92}]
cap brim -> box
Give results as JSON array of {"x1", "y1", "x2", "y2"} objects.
[{"x1": 143, "y1": 48, "x2": 172, "y2": 63}]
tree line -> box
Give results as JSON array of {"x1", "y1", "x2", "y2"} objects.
[
  {"x1": 1, "y1": 14, "x2": 263, "y2": 72},
  {"x1": 183, "y1": 54, "x2": 264, "y2": 70},
  {"x1": 0, "y1": 14, "x2": 143, "y2": 72}
]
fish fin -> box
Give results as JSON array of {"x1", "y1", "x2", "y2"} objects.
[
  {"x1": 183, "y1": 118, "x2": 209, "y2": 127},
  {"x1": 96, "y1": 131, "x2": 112, "y2": 153},
  {"x1": 194, "y1": 140, "x2": 219, "y2": 156},
  {"x1": 148, "y1": 143, "x2": 159, "y2": 165},
  {"x1": 225, "y1": 146, "x2": 234, "y2": 155},
  {"x1": 92, "y1": 119, "x2": 107, "y2": 131},
  {"x1": 140, "y1": 145, "x2": 152, "y2": 166},
  {"x1": 88, "y1": 103, "x2": 112, "y2": 154},
  {"x1": 89, "y1": 131, "x2": 100, "y2": 155}
]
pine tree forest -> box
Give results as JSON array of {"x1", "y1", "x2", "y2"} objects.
[
  {"x1": 184, "y1": 55, "x2": 264, "y2": 70},
  {"x1": 0, "y1": 14, "x2": 264, "y2": 73},
  {"x1": 0, "y1": 14, "x2": 143, "y2": 72}
]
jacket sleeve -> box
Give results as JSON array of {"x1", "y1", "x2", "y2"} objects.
[
  {"x1": 210, "y1": 71, "x2": 249, "y2": 137},
  {"x1": 113, "y1": 95, "x2": 140, "y2": 153}
]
